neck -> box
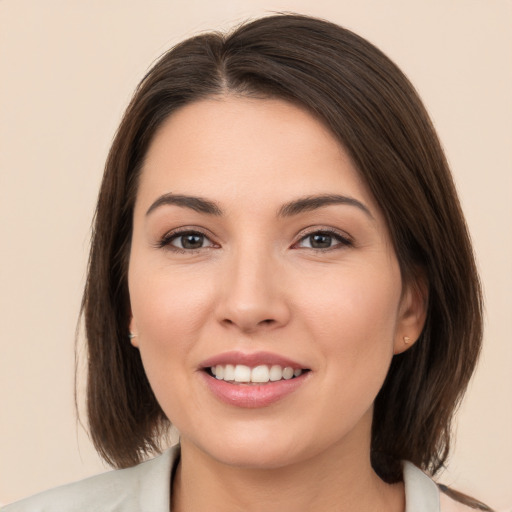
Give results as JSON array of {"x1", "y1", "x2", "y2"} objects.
[{"x1": 171, "y1": 417, "x2": 404, "y2": 512}]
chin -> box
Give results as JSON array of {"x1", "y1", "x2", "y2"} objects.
[
  {"x1": 212, "y1": 445, "x2": 303, "y2": 470},
  {"x1": 185, "y1": 425, "x2": 325, "y2": 471}
]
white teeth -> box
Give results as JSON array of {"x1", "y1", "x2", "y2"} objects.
[
  {"x1": 282, "y1": 367, "x2": 294, "y2": 380},
  {"x1": 269, "y1": 365, "x2": 282, "y2": 381},
  {"x1": 224, "y1": 364, "x2": 235, "y2": 381},
  {"x1": 251, "y1": 365, "x2": 270, "y2": 383},
  {"x1": 210, "y1": 364, "x2": 305, "y2": 384},
  {"x1": 234, "y1": 365, "x2": 251, "y2": 382}
]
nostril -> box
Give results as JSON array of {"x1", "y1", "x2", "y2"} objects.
[{"x1": 221, "y1": 317, "x2": 276, "y2": 332}]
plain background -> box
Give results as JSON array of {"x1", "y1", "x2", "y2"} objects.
[{"x1": 1, "y1": 0, "x2": 511, "y2": 509}]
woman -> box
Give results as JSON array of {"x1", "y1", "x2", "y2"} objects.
[{"x1": 2, "y1": 13, "x2": 492, "y2": 512}]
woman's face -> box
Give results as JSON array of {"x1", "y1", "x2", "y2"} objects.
[{"x1": 128, "y1": 96, "x2": 424, "y2": 469}]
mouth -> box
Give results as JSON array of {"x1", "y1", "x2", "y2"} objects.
[
  {"x1": 206, "y1": 364, "x2": 308, "y2": 384},
  {"x1": 199, "y1": 352, "x2": 311, "y2": 407}
]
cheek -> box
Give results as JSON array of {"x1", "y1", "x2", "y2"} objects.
[
  {"x1": 300, "y1": 261, "x2": 402, "y2": 341},
  {"x1": 128, "y1": 268, "x2": 214, "y2": 422},
  {"x1": 130, "y1": 264, "x2": 212, "y2": 332},
  {"x1": 297, "y1": 261, "x2": 402, "y2": 396},
  {"x1": 128, "y1": 264, "x2": 216, "y2": 385}
]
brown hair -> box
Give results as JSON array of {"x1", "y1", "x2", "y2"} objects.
[{"x1": 82, "y1": 13, "x2": 487, "y2": 508}]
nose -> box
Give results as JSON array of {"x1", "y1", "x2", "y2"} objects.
[{"x1": 216, "y1": 246, "x2": 291, "y2": 334}]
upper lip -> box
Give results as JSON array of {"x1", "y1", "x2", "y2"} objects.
[{"x1": 199, "y1": 351, "x2": 308, "y2": 370}]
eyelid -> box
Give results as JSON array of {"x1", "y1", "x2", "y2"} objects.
[
  {"x1": 155, "y1": 225, "x2": 352, "y2": 253},
  {"x1": 292, "y1": 226, "x2": 353, "y2": 250},
  {"x1": 156, "y1": 226, "x2": 219, "y2": 252}
]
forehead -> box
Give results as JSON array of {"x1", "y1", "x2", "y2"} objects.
[{"x1": 136, "y1": 96, "x2": 376, "y2": 214}]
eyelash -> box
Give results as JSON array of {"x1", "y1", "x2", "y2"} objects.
[
  {"x1": 293, "y1": 228, "x2": 353, "y2": 251},
  {"x1": 157, "y1": 228, "x2": 216, "y2": 254},
  {"x1": 157, "y1": 227, "x2": 353, "y2": 254}
]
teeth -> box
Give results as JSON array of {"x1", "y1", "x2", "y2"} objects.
[
  {"x1": 224, "y1": 364, "x2": 235, "y2": 381},
  {"x1": 282, "y1": 367, "x2": 294, "y2": 380},
  {"x1": 251, "y1": 365, "x2": 270, "y2": 383},
  {"x1": 210, "y1": 364, "x2": 303, "y2": 384},
  {"x1": 234, "y1": 365, "x2": 251, "y2": 382},
  {"x1": 269, "y1": 365, "x2": 282, "y2": 381}
]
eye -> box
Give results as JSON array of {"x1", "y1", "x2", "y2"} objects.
[
  {"x1": 295, "y1": 230, "x2": 352, "y2": 250},
  {"x1": 160, "y1": 230, "x2": 215, "y2": 251}
]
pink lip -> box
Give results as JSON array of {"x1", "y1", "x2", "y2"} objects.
[
  {"x1": 199, "y1": 371, "x2": 309, "y2": 408},
  {"x1": 199, "y1": 351, "x2": 307, "y2": 370},
  {"x1": 198, "y1": 351, "x2": 310, "y2": 409}
]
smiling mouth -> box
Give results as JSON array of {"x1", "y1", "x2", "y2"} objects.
[{"x1": 206, "y1": 364, "x2": 309, "y2": 384}]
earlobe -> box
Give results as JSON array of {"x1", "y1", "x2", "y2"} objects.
[
  {"x1": 128, "y1": 316, "x2": 139, "y2": 348},
  {"x1": 394, "y1": 275, "x2": 428, "y2": 355}
]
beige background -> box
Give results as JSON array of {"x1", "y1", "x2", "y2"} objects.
[{"x1": 1, "y1": 0, "x2": 511, "y2": 509}]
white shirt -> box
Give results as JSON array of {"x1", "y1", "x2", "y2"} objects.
[{"x1": 1, "y1": 446, "x2": 470, "y2": 511}]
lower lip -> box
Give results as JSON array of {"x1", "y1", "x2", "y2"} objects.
[{"x1": 200, "y1": 372, "x2": 308, "y2": 408}]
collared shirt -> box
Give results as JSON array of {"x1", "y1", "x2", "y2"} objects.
[{"x1": 1, "y1": 445, "x2": 462, "y2": 511}]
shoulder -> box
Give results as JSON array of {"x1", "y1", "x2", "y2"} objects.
[{"x1": 1, "y1": 447, "x2": 178, "y2": 512}]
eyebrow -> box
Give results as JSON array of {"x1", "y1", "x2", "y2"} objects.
[
  {"x1": 146, "y1": 192, "x2": 373, "y2": 219},
  {"x1": 278, "y1": 194, "x2": 373, "y2": 219},
  {"x1": 146, "y1": 193, "x2": 222, "y2": 216}
]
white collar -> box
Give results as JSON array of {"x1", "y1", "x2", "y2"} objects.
[
  {"x1": 160, "y1": 448, "x2": 441, "y2": 511},
  {"x1": 136, "y1": 447, "x2": 441, "y2": 511},
  {"x1": 3, "y1": 446, "x2": 441, "y2": 511},
  {"x1": 403, "y1": 460, "x2": 441, "y2": 511}
]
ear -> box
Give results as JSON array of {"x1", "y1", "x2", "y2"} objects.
[
  {"x1": 394, "y1": 272, "x2": 428, "y2": 355},
  {"x1": 128, "y1": 315, "x2": 139, "y2": 348}
]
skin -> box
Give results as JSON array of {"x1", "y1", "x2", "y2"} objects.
[{"x1": 128, "y1": 96, "x2": 426, "y2": 512}]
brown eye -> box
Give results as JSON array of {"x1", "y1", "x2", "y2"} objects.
[
  {"x1": 296, "y1": 230, "x2": 352, "y2": 250},
  {"x1": 309, "y1": 233, "x2": 332, "y2": 248},
  {"x1": 165, "y1": 231, "x2": 214, "y2": 251},
  {"x1": 178, "y1": 234, "x2": 204, "y2": 249}
]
